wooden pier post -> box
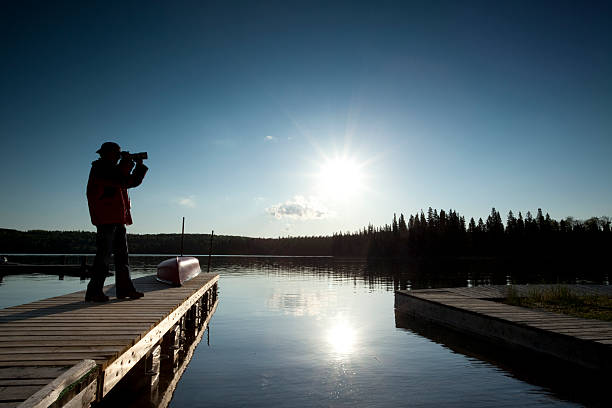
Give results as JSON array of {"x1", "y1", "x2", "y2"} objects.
[
  {"x1": 160, "y1": 324, "x2": 182, "y2": 375},
  {"x1": 145, "y1": 344, "x2": 161, "y2": 399}
]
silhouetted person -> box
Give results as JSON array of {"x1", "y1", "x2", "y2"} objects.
[{"x1": 86, "y1": 142, "x2": 148, "y2": 302}]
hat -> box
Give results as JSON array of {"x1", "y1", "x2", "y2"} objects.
[{"x1": 96, "y1": 142, "x2": 121, "y2": 155}]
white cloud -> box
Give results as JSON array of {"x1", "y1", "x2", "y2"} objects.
[
  {"x1": 266, "y1": 196, "x2": 331, "y2": 220},
  {"x1": 264, "y1": 135, "x2": 276, "y2": 141},
  {"x1": 178, "y1": 196, "x2": 196, "y2": 208}
]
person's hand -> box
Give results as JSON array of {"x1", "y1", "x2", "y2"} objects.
[
  {"x1": 119, "y1": 154, "x2": 135, "y2": 169},
  {"x1": 134, "y1": 157, "x2": 143, "y2": 165}
]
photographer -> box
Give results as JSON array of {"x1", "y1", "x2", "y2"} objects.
[{"x1": 85, "y1": 142, "x2": 148, "y2": 302}]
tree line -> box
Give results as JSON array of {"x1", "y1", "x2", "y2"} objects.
[
  {"x1": 331, "y1": 208, "x2": 611, "y2": 259},
  {"x1": 1, "y1": 208, "x2": 609, "y2": 259},
  {"x1": 0, "y1": 229, "x2": 332, "y2": 256}
]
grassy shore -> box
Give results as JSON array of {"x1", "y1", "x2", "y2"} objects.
[{"x1": 505, "y1": 286, "x2": 612, "y2": 322}]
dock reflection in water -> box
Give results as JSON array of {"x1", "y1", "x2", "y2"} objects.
[{"x1": 395, "y1": 312, "x2": 609, "y2": 407}]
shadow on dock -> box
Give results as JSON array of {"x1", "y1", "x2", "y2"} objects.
[
  {"x1": 395, "y1": 311, "x2": 609, "y2": 407},
  {"x1": 0, "y1": 275, "x2": 174, "y2": 323}
]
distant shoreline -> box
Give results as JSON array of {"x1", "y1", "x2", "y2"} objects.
[{"x1": 3, "y1": 253, "x2": 334, "y2": 258}]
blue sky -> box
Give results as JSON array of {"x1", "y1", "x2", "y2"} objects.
[{"x1": 1, "y1": 1, "x2": 611, "y2": 237}]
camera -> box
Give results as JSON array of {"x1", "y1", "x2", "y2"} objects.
[{"x1": 121, "y1": 151, "x2": 148, "y2": 161}]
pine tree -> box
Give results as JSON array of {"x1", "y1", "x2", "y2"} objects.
[
  {"x1": 506, "y1": 210, "x2": 517, "y2": 235},
  {"x1": 536, "y1": 208, "x2": 545, "y2": 231},
  {"x1": 486, "y1": 207, "x2": 504, "y2": 234},
  {"x1": 392, "y1": 213, "x2": 399, "y2": 235},
  {"x1": 525, "y1": 211, "x2": 537, "y2": 234},
  {"x1": 439, "y1": 209, "x2": 447, "y2": 232},
  {"x1": 398, "y1": 213, "x2": 408, "y2": 235},
  {"x1": 468, "y1": 217, "x2": 477, "y2": 233},
  {"x1": 517, "y1": 212, "x2": 525, "y2": 234},
  {"x1": 427, "y1": 207, "x2": 435, "y2": 227}
]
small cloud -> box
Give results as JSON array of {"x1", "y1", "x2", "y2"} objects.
[
  {"x1": 266, "y1": 196, "x2": 331, "y2": 220},
  {"x1": 264, "y1": 135, "x2": 276, "y2": 141},
  {"x1": 254, "y1": 196, "x2": 265, "y2": 202},
  {"x1": 178, "y1": 196, "x2": 196, "y2": 208}
]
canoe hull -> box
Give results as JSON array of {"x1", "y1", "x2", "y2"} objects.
[{"x1": 156, "y1": 256, "x2": 201, "y2": 286}]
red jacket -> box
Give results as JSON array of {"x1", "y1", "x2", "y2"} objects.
[{"x1": 87, "y1": 159, "x2": 148, "y2": 226}]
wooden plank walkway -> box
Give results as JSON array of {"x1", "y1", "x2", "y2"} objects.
[
  {"x1": 395, "y1": 285, "x2": 612, "y2": 371},
  {"x1": 440, "y1": 284, "x2": 612, "y2": 299},
  {"x1": 0, "y1": 273, "x2": 219, "y2": 408}
]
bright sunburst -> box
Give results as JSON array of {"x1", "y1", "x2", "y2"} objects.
[{"x1": 315, "y1": 155, "x2": 364, "y2": 199}]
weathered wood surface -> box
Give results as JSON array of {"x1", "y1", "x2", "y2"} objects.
[
  {"x1": 395, "y1": 285, "x2": 612, "y2": 371},
  {"x1": 18, "y1": 360, "x2": 97, "y2": 408},
  {"x1": 438, "y1": 284, "x2": 612, "y2": 299},
  {"x1": 0, "y1": 273, "x2": 219, "y2": 407}
]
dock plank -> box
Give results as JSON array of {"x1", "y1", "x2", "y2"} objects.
[
  {"x1": 0, "y1": 353, "x2": 117, "y2": 363},
  {"x1": 0, "y1": 336, "x2": 136, "y2": 343},
  {"x1": 0, "y1": 385, "x2": 42, "y2": 402},
  {"x1": 0, "y1": 361, "x2": 100, "y2": 367},
  {"x1": 0, "y1": 380, "x2": 50, "y2": 387},
  {"x1": 0, "y1": 347, "x2": 124, "y2": 355},
  {"x1": 0, "y1": 337, "x2": 140, "y2": 345}
]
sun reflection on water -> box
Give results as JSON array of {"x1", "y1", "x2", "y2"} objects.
[{"x1": 326, "y1": 319, "x2": 357, "y2": 356}]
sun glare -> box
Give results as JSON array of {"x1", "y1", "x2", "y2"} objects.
[
  {"x1": 326, "y1": 320, "x2": 357, "y2": 355},
  {"x1": 316, "y1": 156, "x2": 364, "y2": 199}
]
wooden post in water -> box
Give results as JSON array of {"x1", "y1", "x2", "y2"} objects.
[
  {"x1": 207, "y1": 230, "x2": 214, "y2": 272},
  {"x1": 161, "y1": 324, "x2": 182, "y2": 374},
  {"x1": 180, "y1": 217, "x2": 185, "y2": 257},
  {"x1": 146, "y1": 344, "x2": 161, "y2": 398},
  {"x1": 202, "y1": 290, "x2": 209, "y2": 321}
]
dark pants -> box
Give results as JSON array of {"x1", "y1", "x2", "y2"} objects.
[{"x1": 87, "y1": 224, "x2": 136, "y2": 296}]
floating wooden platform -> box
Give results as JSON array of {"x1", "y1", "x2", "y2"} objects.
[
  {"x1": 395, "y1": 284, "x2": 612, "y2": 372},
  {"x1": 0, "y1": 273, "x2": 219, "y2": 408}
]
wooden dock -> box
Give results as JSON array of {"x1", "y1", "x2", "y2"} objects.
[
  {"x1": 0, "y1": 273, "x2": 219, "y2": 408},
  {"x1": 395, "y1": 284, "x2": 612, "y2": 372}
]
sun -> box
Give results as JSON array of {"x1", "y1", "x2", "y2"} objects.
[{"x1": 316, "y1": 155, "x2": 364, "y2": 199}]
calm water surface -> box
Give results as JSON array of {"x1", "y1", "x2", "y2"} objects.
[{"x1": 1, "y1": 256, "x2": 604, "y2": 407}]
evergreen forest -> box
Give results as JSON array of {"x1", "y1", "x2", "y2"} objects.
[{"x1": 331, "y1": 208, "x2": 611, "y2": 260}]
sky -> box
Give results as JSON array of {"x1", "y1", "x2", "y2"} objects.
[{"x1": 1, "y1": 1, "x2": 611, "y2": 237}]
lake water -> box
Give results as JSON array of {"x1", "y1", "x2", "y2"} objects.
[{"x1": 1, "y1": 256, "x2": 607, "y2": 407}]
